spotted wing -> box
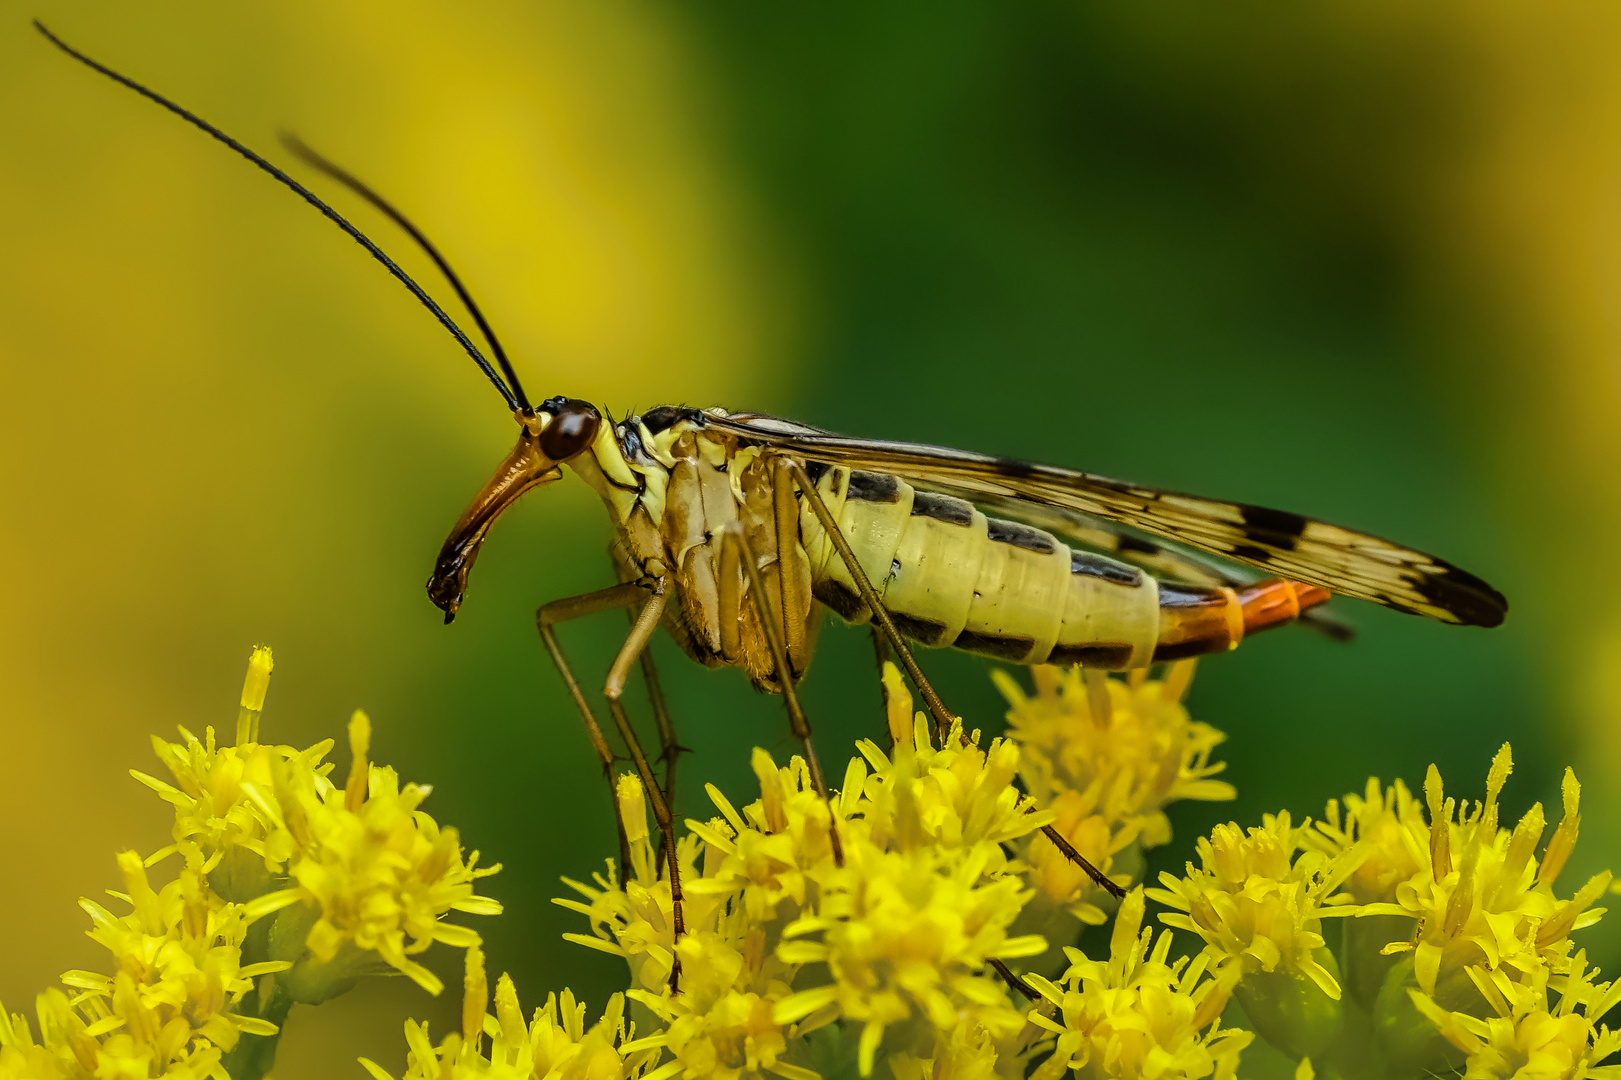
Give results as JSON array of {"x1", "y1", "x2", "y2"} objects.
[{"x1": 704, "y1": 413, "x2": 1507, "y2": 627}]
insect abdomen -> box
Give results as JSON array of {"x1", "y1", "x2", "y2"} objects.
[
  {"x1": 799, "y1": 467, "x2": 1329, "y2": 669},
  {"x1": 801, "y1": 469, "x2": 1162, "y2": 668}
]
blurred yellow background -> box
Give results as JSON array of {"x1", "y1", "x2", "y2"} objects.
[{"x1": 4, "y1": 1, "x2": 1621, "y2": 1075}]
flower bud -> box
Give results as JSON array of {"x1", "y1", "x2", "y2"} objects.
[{"x1": 1233, "y1": 947, "x2": 1344, "y2": 1060}]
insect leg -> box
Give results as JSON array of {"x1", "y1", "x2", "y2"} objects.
[
  {"x1": 629, "y1": 616, "x2": 682, "y2": 818},
  {"x1": 718, "y1": 521, "x2": 845, "y2": 868},
  {"x1": 783, "y1": 459, "x2": 955, "y2": 740},
  {"x1": 598, "y1": 577, "x2": 690, "y2": 989},
  {"x1": 771, "y1": 458, "x2": 810, "y2": 675},
  {"x1": 536, "y1": 579, "x2": 688, "y2": 989},
  {"x1": 536, "y1": 582, "x2": 647, "y2": 879}
]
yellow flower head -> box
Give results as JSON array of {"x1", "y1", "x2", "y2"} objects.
[
  {"x1": 1308, "y1": 775, "x2": 1429, "y2": 906},
  {"x1": 864, "y1": 666, "x2": 1048, "y2": 864},
  {"x1": 1354, "y1": 745, "x2": 1609, "y2": 997},
  {"x1": 360, "y1": 948, "x2": 666, "y2": 1080},
  {"x1": 770, "y1": 722, "x2": 1047, "y2": 1078},
  {"x1": 563, "y1": 719, "x2": 1049, "y2": 1080},
  {"x1": 261, "y1": 710, "x2": 503, "y2": 998},
  {"x1": 629, "y1": 933, "x2": 805, "y2": 1080},
  {"x1": 1148, "y1": 811, "x2": 1359, "y2": 1001},
  {"x1": 560, "y1": 774, "x2": 717, "y2": 996},
  {"x1": 136, "y1": 654, "x2": 498, "y2": 1002},
  {"x1": 131, "y1": 725, "x2": 335, "y2": 903},
  {"x1": 1025, "y1": 889, "x2": 1251, "y2": 1080},
  {"x1": 1409, "y1": 950, "x2": 1621, "y2": 1080},
  {"x1": 0, "y1": 851, "x2": 285, "y2": 1080},
  {"x1": 995, "y1": 660, "x2": 1234, "y2": 848},
  {"x1": 774, "y1": 840, "x2": 1042, "y2": 1076}
]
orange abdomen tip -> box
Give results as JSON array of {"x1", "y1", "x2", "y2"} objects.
[{"x1": 1239, "y1": 579, "x2": 1332, "y2": 636}]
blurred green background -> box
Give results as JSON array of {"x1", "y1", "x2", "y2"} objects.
[{"x1": 5, "y1": 1, "x2": 1621, "y2": 1075}]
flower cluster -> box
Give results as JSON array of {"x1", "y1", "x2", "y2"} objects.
[
  {"x1": 359, "y1": 947, "x2": 665, "y2": 1080},
  {"x1": 1024, "y1": 888, "x2": 1251, "y2": 1080},
  {"x1": 11, "y1": 647, "x2": 1618, "y2": 1080},
  {"x1": 1146, "y1": 742, "x2": 1621, "y2": 1078},
  {"x1": 389, "y1": 663, "x2": 1245, "y2": 1080},
  {"x1": 0, "y1": 648, "x2": 497, "y2": 1080},
  {"x1": 995, "y1": 660, "x2": 1235, "y2": 929}
]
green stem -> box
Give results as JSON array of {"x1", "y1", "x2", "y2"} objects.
[{"x1": 223, "y1": 977, "x2": 294, "y2": 1080}]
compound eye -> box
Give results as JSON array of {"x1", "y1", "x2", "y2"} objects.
[{"x1": 538, "y1": 401, "x2": 601, "y2": 460}]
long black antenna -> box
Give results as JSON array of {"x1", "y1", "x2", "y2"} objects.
[
  {"x1": 280, "y1": 134, "x2": 531, "y2": 415},
  {"x1": 34, "y1": 20, "x2": 523, "y2": 414}
]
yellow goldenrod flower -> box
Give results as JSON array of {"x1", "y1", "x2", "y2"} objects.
[
  {"x1": 133, "y1": 655, "x2": 499, "y2": 1003},
  {"x1": 359, "y1": 948, "x2": 667, "y2": 1080},
  {"x1": 1147, "y1": 811, "x2": 1359, "y2": 1059},
  {"x1": 267, "y1": 710, "x2": 504, "y2": 1000},
  {"x1": 0, "y1": 851, "x2": 285, "y2": 1080},
  {"x1": 237, "y1": 643, "x2": 273, "y2": 745},
  {"x1": 885, "y1": 1018, "x2": 1014, "y2": 1080},
  {"x1": 994, "y1": 662, "x2": 1232, "y2": 932},
  {"x1": 775, "y1": 840, "x2": 1040, "y2": 1077},
  {"x1": 130, "y1": 725, "x2": 333, "y2": 904},
  {"x1": 1352, "y1": 747, "x2": 1608, "y2": 1002},
  {"x1": 1024, "y1": 888, "x2": 1251, "y2": 1080},
  {"x1": 995, "y1": 660, "x2": 1234, "y2": 848},
  {"x1": 563, "y1": 717, "x2": 1049, "y2": 1080},
  {"x1": 560, "y1": 774, "x2": 716, "y2": 996},
  {"x1": 1408, "y1": 950, "x2": 1621, "y2": 1080}
]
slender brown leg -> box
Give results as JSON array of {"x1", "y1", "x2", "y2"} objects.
[
  {"x1": 783, "y1": 459, "x2": 1123, "y2": 899},
  {"x1": 989, "y1": 958, "x2": 1039, "y2": 1002},
  {"x1": 538, "y1": 578, "x2": 689, "y2": 989},
  {"x1": 784, "y1": 459, "x2": 954, "y2": 739},
  {"x1": 628, "y1": 618, "x2": 681, "y2": 828},
  {"x1": 537, "y1": 582, "x2": 647, "y2": 882},
  {"x1": 718, "y1": 521, "x2": 844, "y2": 867},
  {"x1": 771, "y1": 458, "x2": 810, "y2": 674}
]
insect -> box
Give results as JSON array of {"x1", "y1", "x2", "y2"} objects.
[{"x1": 42, "y1": 22, "x2": 1506, "y2": 989}]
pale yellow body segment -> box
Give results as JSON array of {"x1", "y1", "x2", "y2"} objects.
[{"x1": 797, "y1": 466, "x2": 1162, "y2": 670}]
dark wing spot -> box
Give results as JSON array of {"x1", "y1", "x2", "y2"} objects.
[
  {"x1": 911, "y1": 491, "x2": 975, "y2": 526},
  {"x1": 1069, "y1": 551, "x2": 1143, "y2": 587},
  {"x1": 847, "y1": 470, "x2": 902, "y2": 503},
  {"x1": 1239, "y1": 504, "x2": 1308, "y2": 549},
  {"x1": 986, "y1": 518, "x2": 1056, "y2": 554},
  {"x1": 1228, "y1": 544, "x2": 1272, "y2": 564},
  {"x1": 1413, "y1": 565, "x2": 1510, "y2": 628},
  {"x1": 1117, "y1": 535, "x2": 1160, "y2": 555}
]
